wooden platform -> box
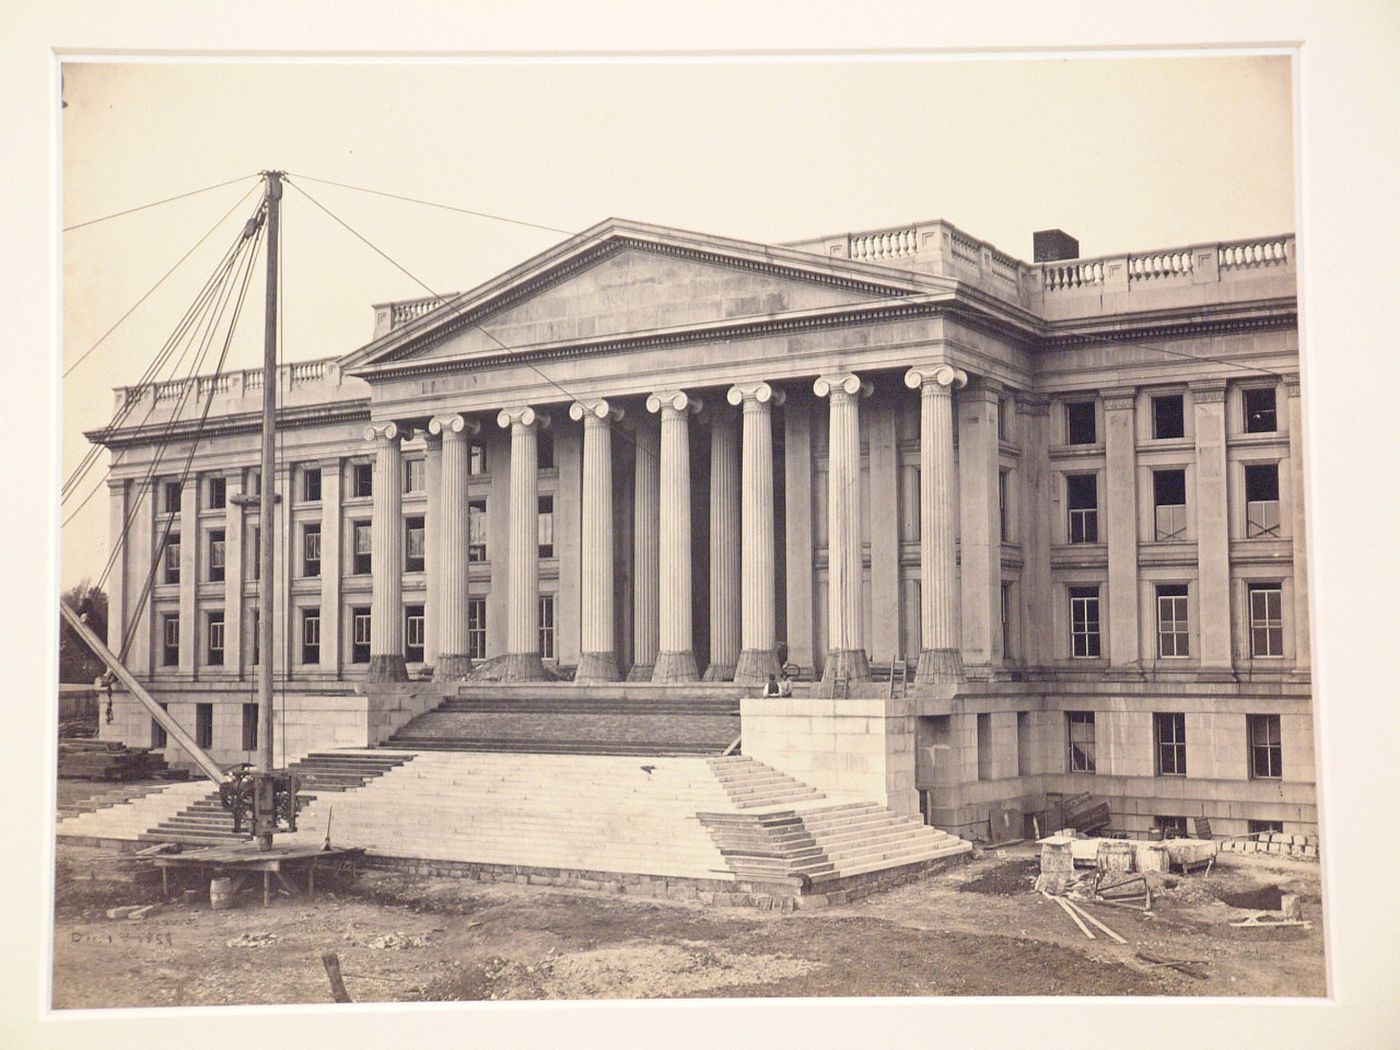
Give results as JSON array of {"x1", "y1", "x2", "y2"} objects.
[{"x1": 152, "y1": 844, "x2": 365, "y2": 905}]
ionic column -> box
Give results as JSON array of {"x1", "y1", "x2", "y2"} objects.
[
  {"x1": 905, "y1": 365, "x2": 968, "y2": 683},
  {"x1": 813, "y1": 373, "x2": 873, "y2": 684},
  {"x1": 728, "y1": 381, "x2": 785, "y2": 683},
  {"x1": 704, "y1": 405, "x2": 741, "y2": 681},
  {"x1": 628, "y1": 417, "x2": 661, "y2": 680},
  {"x1": 496, "y1": 406, "x2": 548, "y2": 681},
  {"x1": 570, "y1": 399, "x2": 624, "y2": 682},
  {"x1": 430, "y1": 413, "x2": 481, "y2": 681},
  {"x1": 364, "y1": 422, "x2": 408, "y2": 682},
  {"x1": 646, "y1": 390, "x2": 702, "y2": 683}
]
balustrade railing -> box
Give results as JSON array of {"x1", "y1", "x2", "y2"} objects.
[
  {"x1": 848, "y1": 227, "x2": 918, "y2": 262},
  {"x1": 1129, "y1": 249, "x2": 1194, "y2": 282},
  {"x1": 1218, "y1": 238, "x2": 1290, "y2": 270},
  {"x1": 1043, "y1": 260, "x2": 1105, "y2": 291}
]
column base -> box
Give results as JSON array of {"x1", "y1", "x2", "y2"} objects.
[
  {"x1": 499, "y1": 652, "x2": 547, "y2": 682},
  {"x1": 914, "y1": 648, "x2": 964, "y2": 684},
  {"x1": 733, "y1": 648, "x2": 781, "y2": 685},
  {"x1": 702, "y1": 662, "x2": 735, "y2": 682},
  {"x1": 652, "y1": 650, "x2": 699, "y2": 684},
  {"x1": 365, "y1": 655, "x2": 409, "y2": 683},
  {"x1": 821, "y1": 648, "x2": 871, "y2": 684},
  {"x1": 434, "y1": 653, "x2": 476, "y2": 682},
  {"x1": 626, "y1": 663, "x2": 655, "y2": 682},
  {"x1": 575, "y1": 651, "x2": 621, "y2": 683}
]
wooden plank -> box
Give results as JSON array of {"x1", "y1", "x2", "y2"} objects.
[
  {"x1": 1065, "y1": 900, "x2": 1128, "y2": 944},
  {"x1": 1052, "y1": 894, "x2": 1095, "y2": 939},
  {"x1": 321, "y1": 952, "x2": 353, "y2": 1003}
]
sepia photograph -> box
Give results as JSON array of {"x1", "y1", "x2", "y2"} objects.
[{"x1": 9, "y1": 3, "x2": 1400, "y2": 1047}]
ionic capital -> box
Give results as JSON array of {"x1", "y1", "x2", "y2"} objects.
[
  {"x1": 726, "y1": 381, "x2": 786, "y2": 408},
  {"x1": 428, "y1": 413, "x2": 482, "y2": 438},
  {"x1": 646, "y1": 390, "x2": 702, "y2": 416},
  {"x1": 568, "y1": 398, "x2": 625, "y2": 424},
  {"x1": 903, "y1": 365, "x2": 968, "y2": 394},
  {"x1": 813, "y1": 373, "x2": 873, "y2": 401},
  {"x1": 363, "y1": 421, "x2": 404, "y2": 443},
  {"x1": 496, "y1": 406, "x2": 551, "y2": 430}
]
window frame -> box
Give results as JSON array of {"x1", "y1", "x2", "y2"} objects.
[
  {"x1": 195, "y1": 702, "x2": 213, "y2": 750},
  {"x1": 467, "y1": 443, "x2": 487, "y2": 477},
  {"x1": 206, "y1": 610, "x2": 224, "y2": 666},
  {"x1": 207, "y1": 528, "x2": 226, "y2": 583},
  {"x1": 302, "y1": 522, "x2": 322, "y2": 577},
  {"x1": 466, "y1": 596, "x2": 487, "y2": 660},
  {"x1": 537, "y1": 495, "x2": 555, "y2": 558},
  {"x1": 468, "y1": 499, "x2": 488, "y2": 562},
  {"x1": 538, "y1": 594, "x2": 556, "y2": 659},
  {"x1": 1244, "y1": 463, "x2": 1282, "y2": 538},
  {"x1": 352, "y1": 462, "x2": 374, "y2": 498},
  {"x1": 1064, "y1": 400, "x2": 1097, "y2": 445},
  {"x1": 1066, "y1": 473, "x2": 1099, "y2": 544},
  {"x1": 1068, "y1": 585, "x2": 1101, "y2": 658},
  {"x1": 302, "y1": 607, "x2": 321, "y2": 666},
  {"x1": 1243, "y1": 387, "x2": 1278, "y2": 434},
  {"x1": 1248, "y1": 582, "x2": 1285, "y2": 658},
  {"x1": 1150, "y1": 393, "x2": 1186, "y2": 440},
  {"x1": 405, "y1": 604, "x2": 425, "y2": 663},
  {"x1": 405, "y1": 515, "x2": 426, "y2": 572},
  {"x1": 207, "y1": 476, "x2": 226, "y2": 510},
  {"x1": 1154, "y1": 712, "x2": 1187, "y2": 777},
  {"x1": 350, "y1": 607, "x2": 372, "y2": 664},
  {"x1": 1066, "y1": 711, "x2": 1096, "y2": 773},
  {"x1": 303, "y1": 466, "x2": 322, "y2": 503},
  {"x1": 1152, "y1": 469, "x2": 1188, "y2": 541},
  {"x1": 351, "y1": 521, "x2": 372, "y2": 575},
  {"x1": 1248, "y1": 713, "x2": 1283, "y2": 780},
  {"x1": 163, "y1": 533, "x2": 181, "y2": 585},
  {"x1": 161, "y1": 613, "x2": 180, "y2": 666},
  {"x1": 1156, "y1": 583, "x2": 1190, "y2": 658}
]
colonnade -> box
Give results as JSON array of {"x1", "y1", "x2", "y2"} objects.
[{"x1": 362, "y1": 366, "x2": 970, "y2": 686}]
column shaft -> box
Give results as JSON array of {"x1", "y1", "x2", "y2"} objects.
[
  {"x1": 433, "y1": 416, "x2": 476, "y2": 680},
  {"x1": 814, "y1": 374, "x2": 871, "y2": 684},
  {"x1": 705, "y1": 409, "x2": 741, "y2": 680},
  {"x1": 649, "y1": 391, "x2": 699, "y2": 682},
  {"x1": 366, "y1": 424, "x2": 407, "y2": 681},
  {"x1": 628, "y1": 420, "x2": 660, "y2": 679},
  {"x1": 498, "y1": 408, "x2": 546, "y2": 681},
  {"x1": 730, "y1": 383, "x2": 782, "y2": 683},
  {"x1": 573, "y1": 401, "x2": 621, "y2": 682}
]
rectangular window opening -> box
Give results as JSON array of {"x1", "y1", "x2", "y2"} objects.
[
  {"x1": 1069, "y1": 586, "x2": 1101, "y2": 658},
  {"x1": 1244, "y1": 388, "x2": 1278, "y2": 433},
  {"x1": 1151, "y1": 394, "x2": 1185, "y2": 440},
  {"x1": 195, "y1": 703, "x2": 213, "y2": 750},
  {"x1": 241, "y1": 703, "x2": 258, "y2": 752},
  {"x1": 468, "y1": 443, "x2": 487, "y2": 476},
  {"x1": 352, "y1": 522, "x2": 372, "y2": 575},
  {"x1": 350, "y1": 608, "x2": 371, "y2": 664},
  {"x1": 538, "y1": 496, "x2": 555, "y2": 558},
  {"x1": 405, "y1": 604, "x2": 425, "y2": 662},
  {"x1": 1245, "y1": 464, "x2": 1281, "y2": 538},
  {"x1": 208, "y1": 476, "x2": 226, "y2": 510},
  {"x1": 206, "y1": 611, "x2": 224, "y2": 666},
  {"x1": 161, "y1": 614, "x2": 180, "y2": 666},
  {"x1": 538, "y1": 594, "x2": 556, "y2": 659},
  {"x1": 1154, "y1": 712, "x2": 1187, "y2": 777},
  {"x1": 352, "y1": 462, "x2": 374, "y2": 498},
  {"x1": 1248, "y1": 713, "x2": 1283, "y2": 779},
  {"x1": 1248, "y1": 583, "x2": 1284, "y2": 657},
  {"x1": 468, "y1": 499, "x2": 488, "y2": 562},
  {"x1": 406, "y1": 515, "x2": 426, "y2": 572},
  {"x1": 1156, "y1": 584, "x2": 1190, "y2": 658},
  {"x1": 302, "y1": 608, "x2": 321, "y2": 666},
  {"x1": 303, "y1": 467, "x2": 322, "y2": 503},
  {"x1": 976, "y1": 712, "x2": 992, "y2": 781},
  {"x1": 1153, "y1": 469, "x2": 1188, "y2": 541},
  {"x1": 1067, "y1": 711, "x2": 1096, "y2": 773},
  {"x1": 466, "y1": 597, "x2": 487, "y2": 660},
  {"x1": 1065, "y1": 401, "x2": 1096, "y2": 445},
  {"x1": 403, "y1": 458, "x2": 425, "y2": 494},
  {"x1": 1066, "y1": 474, "x2": 1098, "y2": 544},
  {"x1": 163, "y1": 533, "x2": 181, "y2": 584},
  {"x1": 208, "y1": 529, "x2": 226, "y2": 582},
  {"x1": 303, "y1": 522, "x2": 322, "y2": 577}
]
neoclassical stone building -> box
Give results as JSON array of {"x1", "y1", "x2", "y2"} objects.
[{"x1": 88, "y1": 215, "x2": 1313, "y2": 840}]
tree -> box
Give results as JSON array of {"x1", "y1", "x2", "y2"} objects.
[{"x1": 59, "y1": 580, "x2": 108, "y2": 683}]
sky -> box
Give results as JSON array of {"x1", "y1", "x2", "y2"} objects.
[{"x1": 59, "y1": 54, "x2": 1295, "y2": 587}]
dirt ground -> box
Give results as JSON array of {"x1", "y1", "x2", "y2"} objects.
[{"x1": 49, "y1": 831, "x2": 1326, "y2": 1008}]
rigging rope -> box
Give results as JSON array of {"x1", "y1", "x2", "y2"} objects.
[{"x1": 63, "y1": 174, "x2": 258, "y2": 233}]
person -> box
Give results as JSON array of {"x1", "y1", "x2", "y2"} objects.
[
  {"x1": 763, "y1": 673, "x2": 780, "y2": 697},
  {"x1": 776, "y1": 670, "x2": 793, "y2": 697}
]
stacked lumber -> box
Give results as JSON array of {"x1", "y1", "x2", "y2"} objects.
[{"x1": 58, "y1": 740, "x2": 170, "y2": 781}]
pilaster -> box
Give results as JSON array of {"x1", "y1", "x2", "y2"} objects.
[
  {"x1": 956, "y1": 378, "x2": 1000, "y2": 675},
  {"x1": 318, "y1": 456, "x2": 343, "y2": 677},
  {"x1": 1017, "y1": 396, "x2": 1053, "y2": 667},
  {"x1": 177, "y1": 476, "x2": 198, "y2": 677},
  {"x1": 1192, "y1": 380, "x2": 1232, "y2": 672},
  {"x1": 1285, "y1": 374, "x2": 1310, "y2": 673},
  {"x1": 1103, "y1": 386, "x2": 1141, "y2": 671},
  {"x1": 222, "y1": 469, "x2": 243, "y2": 674}
]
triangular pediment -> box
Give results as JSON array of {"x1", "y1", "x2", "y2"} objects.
[{"x1": 342, "y1": 219, "x2": 932, "y2": 373}]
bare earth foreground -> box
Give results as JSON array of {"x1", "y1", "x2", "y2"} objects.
[{"x1": 52, "y1": 837, "x2": 1326, "y2": 1006}]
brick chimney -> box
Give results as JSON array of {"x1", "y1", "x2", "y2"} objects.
[{"x1": 1033, "y1": 229, "x2": 1080, "y2": 262}]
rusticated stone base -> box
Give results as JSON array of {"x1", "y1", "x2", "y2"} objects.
[
  {"x1": 820, "y1": 648, "x2": 871, "y2": 686},
  {"x1": 365, "y1": 654, "x2": 409, "y2": 683},
  {"x1": 652, "y1": 649, "x2": 699, "y2": 683},
  {"x1": 914, "y1": 648, "x2": 964, "y2": 684},
  {"x1": 733, "y1": 648, "x2": 781, "y2": 685},
  {"x1": 625, "y1": 663, "x2": 655, "y2": 682},
  {"x1": 498, "y1": 652, "x2": 547, "y2": 682},
  {"x1": 701, "y1": 663, "x2": 735, "y2": 682},
  {"x1": 575, "y1": 650, "x2": 621, "y2": 683},
  {"x1": 434, "y1": 653, "x2": 476, "y2": 682}
]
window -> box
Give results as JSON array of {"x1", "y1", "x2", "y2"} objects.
[
  {"x1": 152, "y1": 703, "x2": 168, "y2": 749},
  {"x1": 161, "y1": 614, "x2": 179, "y2": 666},
  {"x1": 1156, "y1": 584, "x2": 1190, "y2": 658},
  {"x1": 206, "y1": 611, "x2": 224, "y2": 666},
  {"x1": 1066, "y1": 475, "x2": 1098, "y2": 544},
  {"x1": 351, "y1": 607, "x2": 371, "y2": 663},
  {"x1": 1248, "y1": 819, "x2": 1284, "y2": 836},
  {"x1": 208, "y1": 529, "x2": 226, "y2": 582},
  {"x1": 352, "y1": 462, "x2": 374, "y2": 498},
  {"x1": 1154, "y1": 815, "x2": 1188, "y2": 838},
  {"x1": 468, "y1": 500, "x2": 488, "y2": 561},
  {"x1": 241, "y1": 703, "x2": 259, "y2": 752},
  {"x1": 196, "y1": 703, "x2": 213, "y2": 750},
  {"x1": 466, "y1": 597, "x2": 487, "y2": 660},
  {"x1": 1016, "y1": 711, "x2": 1031, "y2": 776},
  {"x1": 538, "y1": 496, "x2": 555, "y2": 558},
  {"x1": 303, "y1": 466, "x2": 322, "y2": 503},
  {"x1": 1244, "y1": 387, "x2": 1278, "y2": 433},
  {"x1": 1065, "y1": 401, "x2": 1096, "y2": 445},
  {"x1": 1067, "y1": 712, "x2": 1096, "y2": 773},
  {"x1": 538, "y1": 594, "x2": 556, "y2": 659},
  {"x1": 1248, "y1": 583, "x2": 1284, "y2": 657},
  {"x1": 248, "y1": 609, "x2": 260, "y2": 666},
  {"x1": 537, "y1": 429, "x2": 555, "y2": 470},
  {"x1": 247, "y1": 526, "x2": 260, "y2": 581},
  {"x1": 163, "y1": 533, "x2": 181, "y2": 584},
  {"x1": 1153, "y1": 469, "x2": 1187, "y2": 541},
  {"x1": 403, "y1": 458, "x2": 425, "y2": 494},
  {"x1": 998, "y1": 469, "x2": 1010, "y2": 542},
  {"x1": 1248, "y1": 714, "x2": 1283, "y2": 779},
  {"x1": 406, "y1": 515, "x2": 426, "y2": 572},
  {"x1": 1151, "y1": 394, "x2": 1185, "y2": 439},
  {"x1": 352, "y1": 522, "x2": 372, "y2": 575},
  {"x1": 468, "y1": 443, "x2": 487, "y2": 476},
  {"x1": 303, "y1": 522, "x2": 322, "y2": 577},
  {"x1": 302, "y1": 607, "x2": 320, "y2": 665},
  {"x1": 405, "y1": 604, "x2": 425, "y2": 662},
  {"x1": 1000, "y1": 581, "x2": 1014, "y2": 659},
  {"x1": 1069, "y1": 586, "x2": 1101, "y2": 658},
  {"x1": 1154, "y1": 712, "x2": 1187, "y2": 776},
  {"x1": 997, "y1": 398, "x2": 1009, "y2": 442},
  {"x1": 162, "y1": 480, "x2": 182, "y2": 514},
  {"x1": 976, "y1": 712, "x2": 992, "y2": 781},
  {"x1": 1245, "y1": 464, "x2": 1281, "y2": 537},
  {"x1": 208, "y1": 476, "x2": 226, "y2": 509}
]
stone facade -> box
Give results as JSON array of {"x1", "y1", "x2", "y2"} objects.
[{"x1": 87, "y1": 217, "x2": 1311, "y2": 838}]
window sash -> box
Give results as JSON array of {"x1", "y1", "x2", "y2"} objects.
[
  {"x1": 1157, "y1": 594, "x2": 1190, "y2": 657},
  {"x1": 1070, "y1": 594, "x2": 1101, "y2": 657},
  {"x1": 405, "y1": 612, "x2": 425, "y2": 649},
  {"x1": 1155, "y1": 714, "x2": 1187, "y2": 776},
  {"x1": 163, "y1": 615, "x2": 179, "y2": 648},
  {"x1": 406, "y1": 523, "x2": 426, "y2": 562},
  {"x1": 403, "y1": 459, "x2": 425, "y2": 494},
  {"x1": 538, "y1": 596, "x2": 555, "y2": 658},
  {"x1": 208, "y1": 477, "x2": 226, "y2": 509},
  {"x1": 303, "y1": 468, "x2": 322, "y2": 502},
  {"x1": 304, "y1": 526, "x2": 322, "y2": 566},
  {"x1": 164, "y1": 538, "x2": 181, "y2": 580},
  {"x1": 1068, "y1": 508, "x2": 1098, "y2": 544},
  {"x1": 468, "y1": 444, "x2": 487, "y2": 476},
  {"x1": 466, "y1": 598, "x2": 487, "y2": 660},
  {"x1": 1067, "y1": 712, "x2": 1096, "y2": 773},
  {"x1": 1246, "y1": 499, "x2": 1281, "y2": 538},
  {"x1": 208, "y1": 618, "x2": 224, "y2": 651},
  {"x1": 303, "y1": 612, "x2": 320, "y2": 646},
  {"x1": 1249, "y1": 715, "x2": 1283, "y2": 779},
  {"x1": 1248, "y1": 586, "x2": 1284, "y2": 656},
  {"x1": 354, "y1": 524, "x2": 372, "y2": 556},
  {"x1": 209, "y1": 533, "x2": 226, "y2": 569},
  {"x1": 352, "y1": 612, "x2": 372, "y2": 646},
  {"x1": 1154, "y1": 502, "x2": 1187, "y2": 541}
]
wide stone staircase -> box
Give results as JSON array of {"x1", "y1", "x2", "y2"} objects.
[{"x1": 383, "y1": 684, "x2": 742, "y2": 755}]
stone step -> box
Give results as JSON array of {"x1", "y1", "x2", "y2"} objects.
[{"x1": 386, "y1": 738, "x2": 726, "y2": 756}]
